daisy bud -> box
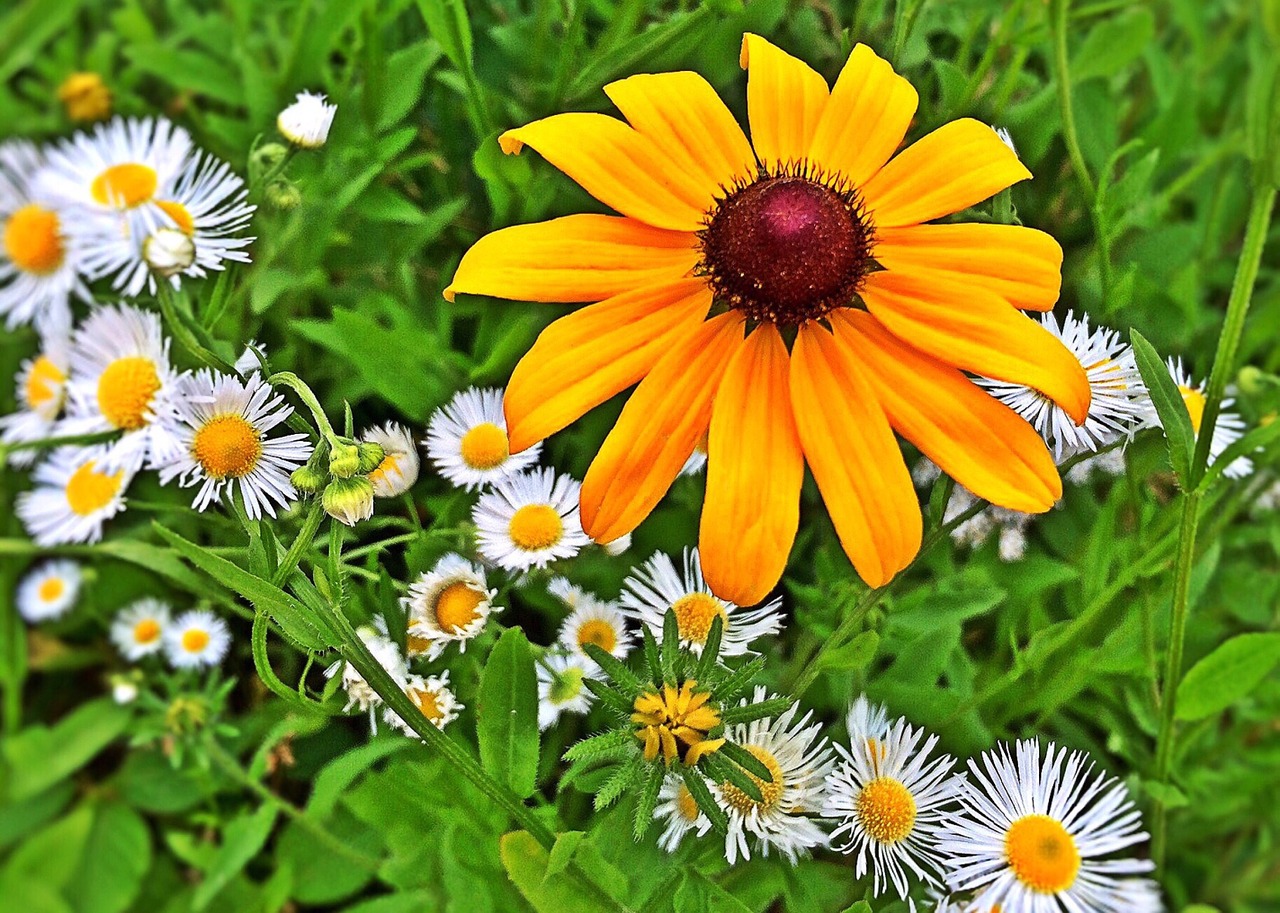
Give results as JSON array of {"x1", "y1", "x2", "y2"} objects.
[
  {"x1": 110, "y1": 674, "x2": 140, "y2": 705},
  {"x1": 252, "y1": 142, "x2": 289, "y2": 172},
  {"x1": 324, "y1": 476, "x2": 374, "y2": 526},
  {"x1": 1237, "y1": 365, "x2": 1265, "y2": 396},
  {"x1": 58, "y1": 72, "x2": 112, "y2": 122},
  {"x1": 328, "y1": 439, "x2": 362, "y2": 478},
  {"x1": 143, "y1": 227, "x2": 195, "y2": 277},
  {"x1": 356, "y1": 441, "x2": 385, "y2": 474},
  {"x1": 290, "y1": 464, "x2": 326, "y2": 494},
  {"x1": 277, "y1": 91, "x2": 336, "y2": 149},
  {"x1": 266, "y1": 179, "x2": 302, "y2": 211}
]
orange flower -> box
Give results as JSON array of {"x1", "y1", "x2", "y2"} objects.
[{"x1": 446, "y1": 34, "x2": 1090, "y2": 605}]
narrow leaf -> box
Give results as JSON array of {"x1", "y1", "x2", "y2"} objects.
[
  {"x1": 1130, "y1": 330, "x2": 1196, "y2": 488},
  {"x1": 1176, "y1": 632, "x2": 1280, "y2": 721},
  {"x1": 477, "y1": 628, "x2": 540, "y2": 798}
]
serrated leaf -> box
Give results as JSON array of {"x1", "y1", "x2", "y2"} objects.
[
  {"x1": 477, "y1": 628, "x2": 540, "y2": 798},
  {"x1": 1130, "y1": 330, "x2": 1196, "y2": 488},
  {"x1": 1175, "y1": 632, "x2": 1280, "y2": 721}
]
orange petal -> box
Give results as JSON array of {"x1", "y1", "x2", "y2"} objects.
[
  {"x1": 739, "y1": 33, "x2": 829, "y2": 172},
  {"x1": 504, "y1": 279, "x2": 712, "y2": 451},
  {"x1": 790, "y1": 323, "x2": 922, "y2": 587},
  {"x1": 604, "y1": 71, "x2": 756, "y2": 192},
  {"x1": 861, "y1": 270, "x2": 1091, "y2": 424},
  {"x1": 808, "y1": 44, "x2": 918, "y2": 189},
  {"x1": 699, "y1": 325, "x2": 804, "y2": 606},
  {"x1": 874, "y1": 223, "x2": 1063, "y2": 311},
  {"x1": 444, "y1": 214, "x2": 698, "y2": 303},
  {"x1": 500, "y1": 113, "x2": 715, "y2": 231},
  {"x1": 832, "y1": 310, "x2": 1061, "y2": 512},
  {"x1": 861, "y1": 119, "x2": 1031, "y2": 228},
  {"x1": 580, "y1": 312, "x2": 746, "y2": 543}
]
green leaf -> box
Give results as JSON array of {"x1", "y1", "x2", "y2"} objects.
[
  {"x1": 1175, "y1": 632, "x2": 1280, "y2": 721},
  {"x1": 499, "y1": 831, "x2": 615, "y2": 913},
  {"x1": 544, "y1": 831, "x2": 584, "y2": 880},
  {"x1": 1072, "y1": 8, "x2": 1155, "y2": 82},
  {"x1": 192, "y1": 805, "x2": 278, "y2": 910},
  {"x1": 673, "y1": 871, "x2": 754, "y2": 913},
  {"x1": 817, "y1": 630, "x2": 879, "y2": 672},
  {"x1": 1199, "y1": 418, "x2": 1280, "y2": 489},
  {"x1": 415, "y1": 0, "x2": 472, "y2": 71},
  {"x1": 1143, "y1": 780, "x2": 1189, "y2": 808},
  {"x1": 1130, "y1": 330, "x2": 1196, "y2": 488},
  {"x1": 838, "y1": 904, "x2": 873, "y2": 913},
  {"x1": 69, "y1": 802, "x2": 150, "y2": 913},
  {"x1": 2, "y1": 700, "x2": 130, "y2": 802},
  {"x1": 93, "y1": 540, "x2": 238, "y2": 612},
  {"x1": 477, "y1": 628, "x2": 540, "y2": 799}
]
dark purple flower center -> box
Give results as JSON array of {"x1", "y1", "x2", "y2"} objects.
[{"x1": 698, "y1": 172, "x2": 874, "y2": 326}]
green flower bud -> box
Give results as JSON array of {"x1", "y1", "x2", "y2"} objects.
[
  {"x1": 252, "y1": 142, "x2": 289, "y2": 172},
  {"x1": 356, "y1": 441, "x2": 385, "y2": 475},
  {"x1": 328, "y1": 439, "x2": 362, "y2": 478},
  {"x1": 266, "y1": 179, "x2": 302, "y2": 211},
  {"x1": 290, "y1": 464, "x2": 326, "y2": 494},
  {"x1": 323, "y1": 476, "x2": 374, "y2": 527},
  {"x1": 1237, "y1": 365, "x2": 1266, "y2": 397}
]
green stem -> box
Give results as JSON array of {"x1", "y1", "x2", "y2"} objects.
[
  {"x1": 272, "y1": 501, "x2": 326, "y2": 586},
  {"x1": 1050, "y1": 0, "x2": 1096, "y2": 201},
  {"x1": 268, "y1": 372, "x2": 338, "y2": 442},
  {"x1": 0, "y1": 429, "x2": 118, "y2": 458},
  {"x1": 891, "y1": 0, "x2": 929, "y2": 64}
]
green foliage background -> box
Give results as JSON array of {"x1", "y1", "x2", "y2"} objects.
[{"x1": 1, "y1": 1, "x2": 1279, "y2": 912}]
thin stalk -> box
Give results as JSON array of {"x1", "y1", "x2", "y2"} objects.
[
  {"x1": 269, "y1": 372, "x2": 338, "y2": 442},
  {"x1": 1050, "y1": 0, "x2": 1096, "y2": 200},
  {"x1": 271, "y1": 501, "x2": 325, "y2": 586}
]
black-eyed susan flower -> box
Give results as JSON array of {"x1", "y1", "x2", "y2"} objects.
[
  {"x1": 424, "y1": 387, "x2": 541, "y2": 490},
  {"x1": 361, "y1": 421, "x2": 420, "y2": 497},
  {"x1": 941, "y1": 739, "x2": 1159, "y2": 913},
  {"x1": 446, "y1": 34, "x2": 1091, "y2": 605},
  {"x1": 981, "y1": 311, "x2": 1147, "y2": 459},
  {"x1": 0, "y1": 140, "x2": 89, "y2": 330},
  {"x1": 472, "y1": 467, "x2": 589, "y2": 570},
  {"x1": 404, "y1": 553, "x2": 498, "y2": 659},
  {"x1": 384, "y1": 671, "x2": 462, "y2": 734},
  {"x1": 823, "y1": 716, "x2": 963, "y2": 899},
  {"x1": 110, "y1": 598, "x2": 171, "y2": 661},
  {"x1": 537, "y1": 651, "x2": 595, "y2": 730},
  {"x1": 16, "y1": 445, "x2": 133, "y2": 545},
  {"x1": 155, "y1": 369, "x2": 313, "y2": 520},
  {"x1": 278, "y1": 91, "x2": 337, "y2": 148},
  {"x1": 620, "y1": 548, "x2": 783, "y2": 657},
  {"x1": 16, "y1": 560, "x2": 82, "y2": 623},
  {"x1": 1, "y1": 324, "x2": 71, "y2": 467},
  {"x1": 163, "y1": 609, "x2": 231, "y2": 669},
  {"x1": 1157, "y1": 357, "x2": 1252, "y2": 478}
]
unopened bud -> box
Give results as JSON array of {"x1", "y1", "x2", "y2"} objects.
[
  {"x1": 1237, "y1": 365, "x2": 1266, "y2": 397},
  {"x1": 323, "y1": 476, "x2": 374, "y2": 527},
  {"x1": 266, "y1": 179, "x2": 302, "y2": 211},
  {"x1": 356, "y1": 441, "x2": 385, "y2": 474},
  {"x1": 143, "y1": 228, "x2": 195, "y2": 277},
  {"x1": 290, "y1": 464, "x2": 326, "y2": 494},
  {"x1": 252, "y1": 142, "x2": 289, "y2": 172},
  {"x1": 328, "y1": 439, "x2": 361, "y2": 478}
]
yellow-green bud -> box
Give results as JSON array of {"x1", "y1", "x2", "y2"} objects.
[
  {"x1": 252, "y1": 142, "x2": 289, "y2": 171},
  {"x1": 323, "y1": 477, "x2": 374, "y2": 527},
  {"x1": 290, "y1": 464, "x2": 326, "y2": 494},
  {"x1": 1237, "y1": 365, "x2": 1265, "y2": 397},
  {"x1": 356, "y1": 442, "x2": 385, "y2": 474},
  {"x1": 328, "y1": 439, "x2": 362, "y2": 478},
  {"x1": 266, "y1": 179, "x2": 302, "y2": 211}
]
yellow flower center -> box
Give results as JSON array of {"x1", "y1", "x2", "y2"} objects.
[
  {"x1": 411, "y1": 685, "x2": 444, "y2": 723},
  {"x1": 91, "y1": 163, "x2": 158, "y2": 208},
  {"x1": 1179, "y1": 385, "x2": 1206, "y2": 434},
  {"x1": 38, "y1": 577, "x2": 65, "y2": 602},
  {"x1": 1004, "y1": 814, "x2": 1081, "y2": 894},
  {"x1": 671, "y1": 593, "x2": 728, "y2": 644},
  {"x1": 720, "y1": 745, "x2": 785, "y2": 815},
  {"x1": 855, "y1": 776, "x2": 917, "y2": 844},
  {"x1": 434, "y1": 581, "x2": 485, "y2": 634},
  {"x1": 508, "y1": 504, "x2": 563, "y2": 551},
  {"x1": 368, "y1": 453, "x2": 400, "y2": 485},
  {"x1": 675, "y1": 784, "x2": 701, "y2": 822},
  {"x1": 407, "y1": 633, "x2": 434, "y2": 655},
  {"x1": 58, "y1": 72, "x2": 112, "y2": 121},
  {"x1": 632, "y1": 680, "x2": 724, "y2": 766},
  {"x1": 65, "y1": 460, "x2": 123, "y2": 516},
  {"x1": 155, "y1": 199, "x2": 195, "y2": 234},
  {"x1": 24, "y1": 356, "x2": 66, "y2": 410},
  {"x1": 191, "y1": 414, "x2": 263, "y2": 479},
  {"x1": 133, "y1": 618, "x2": 161, "y2": 644},
  {"x1": 97, "y1": 356, "x2": 161, "y2": 431},
  {"x1": 459, "y1": 422, "x2": 509, "y2": 469},
  {"x1": 181, "y1": 628, "x2": 210, "y2": 653},
  {"x1": 4, "y1": 205, "x2": 64, "y2": 274},
  {"x1": 576, "y1": 619, "x2": 617, "y2": 653}
]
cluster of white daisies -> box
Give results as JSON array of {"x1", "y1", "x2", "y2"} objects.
[
  {"x1": 923, "y1": 310, "x2": 1255, "y2": 561},
  {"x1": 653, "y1": 694, "x2": 1161, "y2": 913}
]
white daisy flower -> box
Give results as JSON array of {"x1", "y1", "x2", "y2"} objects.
[
  {"x1": 556, "y1": 589, "x2": 633, "y2": 661},
  {"x1": 621, "y1": 549, "x2": 784, "y2": 656},
  {"x1": 324, "y1": 621, "x2": 408, "y2": 729},
  {"x1": 361, "y1": 421, "x2": 420, "y2": 498},
  {"x1": 277, "y1": 91, "x2": 337, "y2": 148},
  {"x1": 16, "y1": 445, "x2": 133, "y2": 544},
  {"x1": 602, "y1": 531, "x2": 632, "y2": 556},
  {"x1": 0, "y1": 140, "x2": 89, "y2": 330},
  {"x1": 914, "y1": 462, "x2": 1035, "y2": 562},
  {"x1": 941, "y1": 739, "x2": 1157, "y2": 913},
  {"x1": 60, "y1": 304, "x2": 181, "y2": 472},
  {"x1": 384, "y1": 671, "x2": 462, "y2": 735},
  {"x1": 654, "y1": 772, "x2": 714, "y2": 852},
  {"x1": 994, "y1": 126, "x2": 1018, "y2": 156},
  {"x1": 234, "y1": 339, "x2": 266, "y2": 376},
  {"x1": 1157, "y1": 358, "x2": 1252, "y2": 479},
  {"x1": 845, "y1": 694, "x2": 892, "y2": 748},
  {"x1": 16, "y1": 560, "x2": 82, "y2": 622},
  {"x1": 823, "y1": 717, "x2": 964, "y2": 899},
  {"x1": 979, "y1": 311, "x2": 1147, "y2": 460},
  {"x1": 536, "y1": 651, "x2": 596, "y2": 730},
  {"x1": 424, "y1": 387, "x2": 540, "y2": 490},
  {"x1": 154, "y1": 369, "x2": 313, "y2": 520},
  {"x1": 110, "y1": 676, "x2": 141, "y2": 705},
  {"x1": 1064, "y1": 447, "x2": 1127, "y2": 486},
  {"x1": 110, "y1": 598, "x2": 172, "y2": 660},
  {"x1": 403, "y1": 554, "x2": 498, "y2": 660},
  {"x1": 163, "y1": 609, "x2": 231, "y2": 669},
  {"x1": 714, "y1": 687, "x2": 835, "y2": 865},
  {"x1": 473, "y1": 467, "x2": 589, "y2": 571},
  {"x1": 1, "y1": 324, "x2": 72, "y2": 467}
]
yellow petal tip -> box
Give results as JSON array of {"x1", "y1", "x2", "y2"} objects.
[{"x1": 497, "y1": 130, "x2": 525, "y2": 155}]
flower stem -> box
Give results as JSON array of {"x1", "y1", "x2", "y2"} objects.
[
  {"x1": 1050, "y1": 0, "x2": 1095, "y2": 201},
  {"x1": 268, "y1": 371, "x2": 338, "y2": 442}
]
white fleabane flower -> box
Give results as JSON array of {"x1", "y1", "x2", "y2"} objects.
[
  {"x1": 324, "y1": 621, "x2": 407, "y2": 731},
  {"x1": 403, "y1": 554, "x2": 498, "y2": 660},
  {"x1": 425, "y1": 387, "x2": 540, "y2": 490},
  {"x1": 1157, "y1": 357, "x2": 1252, "y2": 479},
  {"x1": 110, "y1": 598, "x2": 172, "y2": 660},
  {"x1": 278, "y1": 91, "x2": 336, "y2": 148},
  {"x1": 111, "y1": 676, "x2": 140, "y2": 705},
  {"x1": 142, "y1": 226, "x2": 194, "y2": 276},
  {"x1": 556, "y1": 590, "x2": 633, "y2": 661},
  {"x1": 823, "y1": 717, "x2": 964, "y2": 899},
  {"x1": 473, "y1": 467, "x2": 589, "y2": 570},
  {"x1": 154, "y1": 369, "x2": 313, "y2": 520},
  {"x1": 0, "y1": 139, "x2": 90, "y2": 330},
  {"x1": 913, "y1": 461, "x2": 1035, "y2": 562},
  {"x1": 713, "y1": 687, "x2": 835, "y2": 865},
  {"x1": 16, "y1": 560, "x2": 82, "y2": 622},
  {"x1": 845, "y1": 694, "x2": 891, "y2": 747},
  {"x1": 234, "y1": 339, "x2": 266, "y2": 376},
  {"x1": 16, "y1": 445, "x2": 133, "y2": 545},
  {"x1": 979, "y1": 311, "x2": 1147, "y2": 460},
  {"x1": 1064, "y1": 447, "x2": 1126, "y2": 485},
  {"x1": 941, "y1": 739, "x2": 1158, "y2": 913},
  {"x1": 654, "y1": 772, "x2": 714, "y2": 852},
  {"x1": 164, "y1": 609, "x2": 231, "y2": 669},
  {"x1": 536, "y1": 651, "x2": 596, "y2": 730},
  {"x1": 621, "y1": 549, "x2": 783, "y2": 656},
  {"x1": 361, "y1": 421, "x2": 420, "y2": 497},
  {"x1": 384, "y1": 671, "x2": 462, "y2": 735},
  {"x1": 1, "y1": 324, "x2": 72, "y2": 467}
]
